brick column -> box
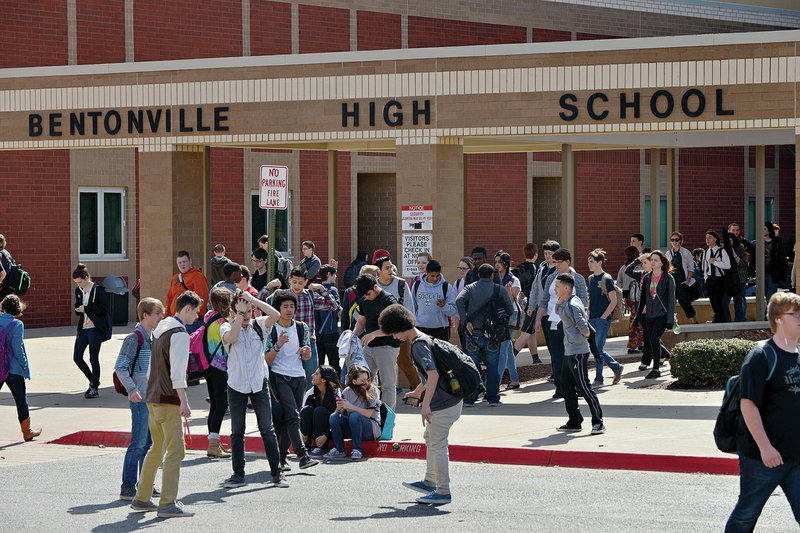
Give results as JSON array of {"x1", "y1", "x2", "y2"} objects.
[{"x1": 395, "y1": 142, "x2": 464, "y2": 282}]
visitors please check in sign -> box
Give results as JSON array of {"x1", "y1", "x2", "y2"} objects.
[
  {"x1": 402, "y1": 233, "x2": 432, "y2": 277},
  {"x1": 259, "y1": 165, "x2": 288, "y2": 209}
]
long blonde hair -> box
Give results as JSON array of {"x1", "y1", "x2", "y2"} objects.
[{"x1": 346, "y1": 365, "x2": 376, "y2": 404}]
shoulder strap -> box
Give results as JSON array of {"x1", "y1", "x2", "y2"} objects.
[
  {"x1": 396, "y1": 278, "x2": 405, "y2": 304},
  {"x1": 296, "y1": 322, "x2": 306, "y2": 347},
  {"x1": 442, "y1": 282, "x2": 448, "y2": 299},
  {"x1": 761, "y1": 343, "x2": 780, "y2": 381},
  {"x1": 270, "y1": 324, "x2": 278, "y2": 345},
  {"x1": 252, "y1": 319, "x2": 264, "y2": 343},
  {"x1": 178, "y1": 273, "x2": 190, "y2": 291},
  {"x1": 129, "y1": 329, "x2": 145, "y2": 374},
  {"x1": 412, "y1": 279, "x2": 420, "y2": 302}
]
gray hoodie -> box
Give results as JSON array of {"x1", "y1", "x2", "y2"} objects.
[
  {"x1": 556, "y1": 294, "x2": 591, "y2": 356},
  {"x1": 409, "y1": 274, "x2": 457, "y2": 328}
]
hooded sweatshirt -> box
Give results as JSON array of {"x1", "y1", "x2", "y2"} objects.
[
  {"x1": 209, "y1": 255, "x2": 230, "y2": 287},
  {"x1": 166, "y1": 268, "x2": 209, "y2": 316},
  {"x1": 145, "y1": 316, "x2": 189, "y2": 405},
  {"x1": 410, "y1": 274, "x2": 458, "y2": 328}
]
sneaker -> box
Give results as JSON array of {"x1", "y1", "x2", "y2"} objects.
[
  {"x1": 591, "y1": 423, "x2": 606, "y2": 435},
  {"x1": 416, "y1": 491, "x2": 452, "y2": 505},
  {"x1": 402, "y1": 480, "x2": 435, "y2": 494},
  {"x1": 279, "y1": 462, "x2": 291, "y2": 472},
  {"x1": 504, "y1": 382, "x2": 520, "y2": 390},
  {"x1": 152, "y1": 488, "x2": 160, "y2": 498},
  {"x1": 488, "y1": 401, "x2": 501, "y2": 407},
  {"x1": 645, "y1": 370, "x2": 661, "y2": 379},
  {"x1": 592, "y1": 380, "x2": 604, "y2": 389},
  {"x1": 129, "y1": 499, "x2": 158, "y2": 513},
  {"x1": 156, "y1": 501, "x2": 194, "y2": 518},
  {"x1": 463, "y1": 402, "x2": 474, "y2": 408},
  {"x1": 551, "y1": 393, "x2": 563, "y2": 399},
  {"x1": 350, "y1": 449, "x2": 364, "y2": 461},
  {"x1": 223, "y1": 475, "x2": 246, "y2": 488},
  {"x1": 272, "y1": 473, "x2": 289, "y2": 488},
  {"x1": 613, "y1": 365, "x2": 624, "y2": 385},
  {"x1": 627, "y1": 348, "x2": 641, "y2": 355},
  {"x1": 546, "y1": 375, "x2": 554, "y2": 382},
  {"x1": 531, "y1": 355, "x2": 543, "y2": 364},
  {"x1": 309, "y1": 447, "x2": 326, "y2": 458},
  {"x1": 323, "y1": 448, "x2": 346, "y2": 460},
  {"x1": 556, "y1": 423, "x2": 582, "y2": 433},
  {"x1": 84, "y1": 387, "x2": 99, "y2": 399},
  {"x1": 119, "y1": 487, "x2": 137, "y2": 501},
  {"x1": 299, "y1": 455, "x2": 320, "y2": 469},
  {"x1": 638, "y1": 364, "x2": 648, "y2": 371}
]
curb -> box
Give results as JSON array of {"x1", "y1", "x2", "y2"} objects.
[{"x1": 48, "y1": 430, "x2": 739, "y2": 476}]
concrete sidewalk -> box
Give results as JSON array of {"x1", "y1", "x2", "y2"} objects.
[{"x1": 0, "y1": 325, "x2": 732, "y2": 472}]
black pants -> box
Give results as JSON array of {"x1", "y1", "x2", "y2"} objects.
[
  {"x1": 706, "y1": 276, "x2": 729, "y2": 323},
  {"x1": 300, "y1": 405, "x2": 333, "y2": 445},
  {"x1": 269, "y1": 371, "x2": 308, "y2": 462},
  {"x1": 642, "y1": 315, "x2": 668, "y2": 370},
  {"x1": 228, "y1": 379, "x2": 281, "y2": 477},
  {"x1": 73, "y1": 328, "x2": 104, "y2": 388},
  {"x1": 561, "y1": 353, "x2": 603, "y2": 426},
  {"x1": 316, "y1": 332, "x2": 341, "y2": 374},
  {"x1": 418, "y1": 326, "x2": 450, "y2": 341},
  {"x1": 0, "y1": 373, "x2": 29, "y2": 422},
  {"x1": 675, "y1": 282, "x2": 697, "y2": 319},
  {"x1": 205, "y1": 366, "x2": 228, "y2": 435}
]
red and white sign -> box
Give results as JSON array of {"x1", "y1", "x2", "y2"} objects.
[
  {"x1": 401, "y1": 205, "x2": 433, "y2": 231},
  {"x1": 259, "y1": 165, "x2": 288, "y2": 210}
]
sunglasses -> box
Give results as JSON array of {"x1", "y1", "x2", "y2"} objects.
[{"x1": 670, "y1": 238, "x2": 681, "y2": 242}]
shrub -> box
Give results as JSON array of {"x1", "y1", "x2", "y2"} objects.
[{"x1": 671, "y1": 338, "x2": 756, "y2": 388}]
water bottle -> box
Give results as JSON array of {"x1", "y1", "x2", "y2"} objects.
[{"x1": 446, "y1": 370, "x2": 461, "y2": 395}]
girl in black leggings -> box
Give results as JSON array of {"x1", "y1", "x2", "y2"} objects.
[
  {"x1": 206, "y1": 289, "x2": 233, "y2": 458},
  {"x1": 300, "y1": 365, "x2": 341, "y2": 456},
  {"x1": 634, "y1": 251, "x2": 676, "y2": 379}
]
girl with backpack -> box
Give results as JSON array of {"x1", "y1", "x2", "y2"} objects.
[
  {"x1": 72, "y1": 263, "x2": 111, "y2": 399},
  {"x1": 0, "y1": 295, "x2": 41, "y2": 441},
  {"x1": 205, "y1": 288, "x2": 235, "y2": 459}
]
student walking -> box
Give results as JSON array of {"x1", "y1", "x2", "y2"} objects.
[
  {"x1": 0, "y1": 295, "x2": 42, "y2": 441},
  {"x1": 634, "y1": 251, "x2": 676, "y2": 379},
  {"x1": 586, "y1": 249, "x2": 624, "y2": 387},
  {"x1": 72, "y1": 263, "x2": 111, "y2": 399}
]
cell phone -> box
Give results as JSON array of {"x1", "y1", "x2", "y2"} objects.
[{"x1": 403, "y1": 396, "x2": 420, "y2": 407}]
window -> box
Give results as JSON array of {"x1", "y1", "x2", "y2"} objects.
[
  {"x1": 79, "y1": 188, "x2": 125, "y2": 259},
  {"x1": 643, "y1": 196, "x2": 667, "y2": 249},
  {"x1": 251, "y1": 192, "x2": 291, "y2": 254},
  {"x1": 747, "y1": 197, "x2": 774, "y2": 242}
]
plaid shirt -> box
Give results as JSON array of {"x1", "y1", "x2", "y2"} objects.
[{"x1": 268, "y1": 288, "x2": 339, "y2": 341}]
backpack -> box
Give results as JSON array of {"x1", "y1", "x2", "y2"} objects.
[
  {"x1": 713, "y1": 343, "x2": 779, "y2": 454},
  {"x1": 596, "y1": 273, "x2": 625, "y2": 321},
  {"x1": 187, "y1": 312, "x2": 221, "y2": 379},
  {"x1": 395, "y1": 278, "x2": 407, "y2": 305},
  {"x1": 276, "y1": 255, "x2": 293, "y2": 287},
  {"x1": 343, "y1": 262, "x2": 365, "y2": 289},
  {"x1": 0, "y1": 320, "x2": 18, "y2": 383},
  {"x1": 269, "y1": 321, "x2": 308, "y2": 348},
  {"x1": 379, "y1": 403, "x2": 396, "y2": 440},
  {"x1": 113, "y1": 329, "x2": 145, "y2": 396},
  {"x1": 512, "y1": 261, "x2": 537, "y2": 301},
  {"x1": 411, "y1": 336, "x2": 481, "y2": 398},
  {"x1": 340, "y1": 287, "x2": 360, "y2": 333},
  {"x1": 480, "y1": 284, "x2": 510, "y2": 344}
]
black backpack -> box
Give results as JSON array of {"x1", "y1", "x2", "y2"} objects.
[
  {"x1": 1, "y1": 250, "x2": 30, "y2": 296},
  {"x1": 480, "y1": 284, "x2": 510, "y2": 344},
  {"x1": 713, "y1": 343, "x2": 778, "y2": 454},
  {"x1": 512, "y1": 261, "x2": 537, "y2": 301},
  {"x1": 412, "y1": 336, "x2": 480, "y2": 398},
  {"x1": 269, "y1": 321, "x2": 308, "y2": 348}
]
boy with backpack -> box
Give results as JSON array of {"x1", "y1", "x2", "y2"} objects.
[
  {"x1": 379, "y1": 303, "x2": 464, "y2": 506},
  {"x1": 724, "y1": 291, "x2": 800, "y2": 531},
  {"x1": 586, "y1": 249, "x2": 624, "y2": 388},
  {"x1": 409, "y1": 259, "x2": 457, "y2": 342}
]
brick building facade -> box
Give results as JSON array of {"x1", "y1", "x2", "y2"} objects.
[{"x1": 0, "y1": 1, "x2": 798, "y2": 327}]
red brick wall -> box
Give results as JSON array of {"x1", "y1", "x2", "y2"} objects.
[
  {"x1": 250, "y1": 0, "x2": 292, "y2": 56},
  {"x1": 777, "y1": 145, "x2": 796, "y2": 245},
  {"x1": 0, "y1": 151, "x2": 72, "y2": 327},
  {"x1": 408, "y1": 16, "x2": 526, "y2": 48},
  {"x1": 678, "y1": 147, "x2": 745, "y2": 248},
  {"x1": 577, "y1": 32, "x2": 622, "y2": 40},
  {"x1": 532, "y1": 28, "x2": 571, "y2": 43},
  {"x1": 299, "y1": 151, "x2": 330, "y2": 260},
  {"x1": 357, "y1": 10, "x2": 401, "y2": 51},
  {"x1": 299, "y1": 4, "x2": 349, "y2": 53},
  {"x1": 748, "y1": 145, "x2": 776, "y2": 169},
  {"x1": 210, "y1": 148, "x2": 245, "y2": 263},
  {"x1": 336, "y1": 152, "x2": 352, "y2": 270},
  {"x1": 0, "y1": 1, "x2": 68, "y2": 68},
  {"x1": 134, "y1": 0, "x2": 242, "y2": 61},
  {"x1": 77, "y1": 0, "x2": 125, "y2": 64},
  {"x1": 575, "y1": 150, "x2": 642, "y2": 278},
  {"x1": 465, "y1": 153, "x2": 528, "y2": 265}
]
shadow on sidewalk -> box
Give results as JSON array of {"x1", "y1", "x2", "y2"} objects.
[{"x1": 330, "y1": 503, "x2": 449, "y2": 521}]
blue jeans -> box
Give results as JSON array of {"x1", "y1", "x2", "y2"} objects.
[
  {"x1": 542, "y1": 318, "x2": 565, "y2": 396},
  {"x1": 589, "y1": 318, "x2": 622, "y2": 383},
  {"x1": 465, "y1": 333, "x2": 500, "y2": 404},
  {"x1": 302, "y1": 342, "x2": 319, "y2": 389},
  {"x1": 725, "y1": 454, "x2": 800, "y2": 532},
  {"x1": 121, "y1": 400, "x2": 151, "y2": 490},
  {"x1": 497, "y1": 339, "x2": 519, "y2": 383},
  {"x1": 722, "y1": 282, "x2": 748, "y2": 322},
  {"x1": 228, "y1": 379, "x2": 282, "y2": 477},
  {"x1": 329, "y1": 411, "x2": 376, "y2": 452}
]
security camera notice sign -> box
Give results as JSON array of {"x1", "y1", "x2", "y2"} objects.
[
  {"x1": 401, "y1": 205, "x2": 433, "y2": 231},
  {"x1": 402, "y1": 233, "x2": 432, "y2": 278}
]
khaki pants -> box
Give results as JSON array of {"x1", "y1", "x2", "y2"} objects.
[
  {"x1": 135, "y1": 403, "x2": 185, "y2": 506},
  {"x1": 423, "y1": 401, "x2": 463, "y2": 494},
  {"x1": 363, "y1": 345, "x2": 400, "y2": 410},
  {"x1": 396, "y1": 340, "x2": 421, "y2": 391}
]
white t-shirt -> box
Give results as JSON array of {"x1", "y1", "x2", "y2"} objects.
[
  {"x1": 268, "y1": 321, "x2": 306, "y2": 378},
  {"x1": 546, "y1": 277, "x2": 575, "y2": 328},
  {"x1": 81, "y1": 284, "x2": 95, "y2": 329},
  {"x1": 220, "y1": 316, "x2": 271, "y2": 394}
]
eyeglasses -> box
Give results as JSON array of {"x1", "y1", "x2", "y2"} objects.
[
  {"x1": 457, "y1": 266, "x2": 469, "y2": 271},
  {"x1": 670, "y1": 238, "x2": 681, "y2": 242},
  {"x1": 783, "y1": 312, "x2": 800, "y2": 319}
]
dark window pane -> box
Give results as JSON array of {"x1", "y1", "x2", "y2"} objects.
[
  {"x1": 79, "y1": 192, "x2": 98, "y2": 255},
  {"x1": 251, "y1": 195, "x2": 288, "y2": 252},
  {"x1": 103, "y1": 193, "x2": 123, "y2": 254}
]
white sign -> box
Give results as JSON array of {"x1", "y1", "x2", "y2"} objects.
[
  {"x1": 259, "y1": 165, "x2": 288, "y2": 210},
  {"x1": 402, "y1": 233, "x2": 432, "y2": 277},
  {"x1": 401, "y1": 205, "x2": 433, "y2": 231}
]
